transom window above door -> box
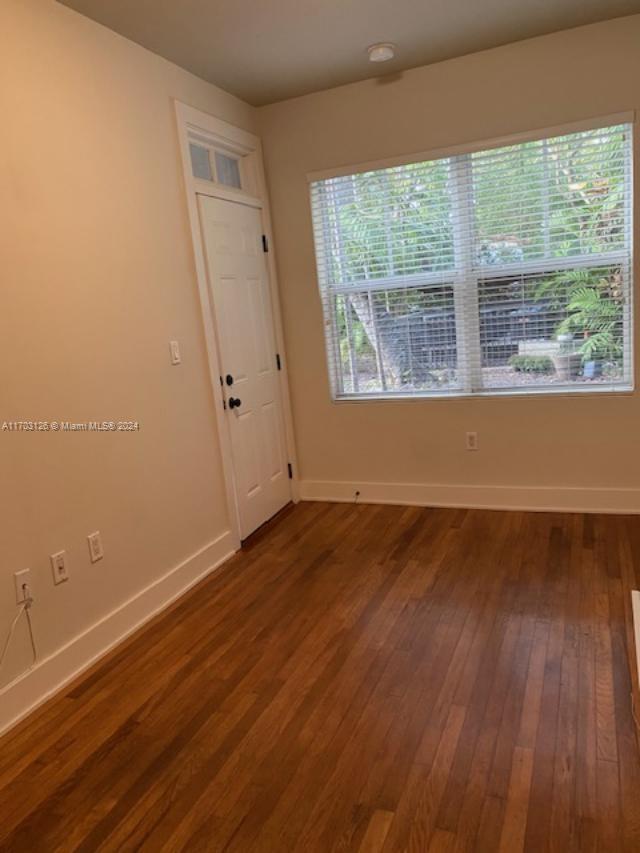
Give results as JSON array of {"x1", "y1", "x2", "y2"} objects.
[
  {"x1": 309, "y1": 120, "x2": 633, "y2": 400},
  {"x1": 189, "y1": 142, "x2": 243, "y2": 190}
]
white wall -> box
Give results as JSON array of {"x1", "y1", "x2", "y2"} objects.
[
  {"x1": 0, "y1": 0, "x2": 255, "y2": 726},
  {"x1": 257, "y1": 17, "x2": 640, "y2": 511}
]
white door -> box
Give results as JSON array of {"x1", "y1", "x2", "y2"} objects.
[{"x1": 198, "y1": 195, "x2": 291, "y2": 539}]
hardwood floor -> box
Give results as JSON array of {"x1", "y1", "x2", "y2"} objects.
[{"x1": 1, "y1": 502, "x2": 640, "y2": 851}]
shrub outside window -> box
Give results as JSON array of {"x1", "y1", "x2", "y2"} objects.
[{"x1": 310, "y1": 121, "x2": 633, "y2": 399}]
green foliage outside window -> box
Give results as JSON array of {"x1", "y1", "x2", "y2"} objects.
[{"x1": 317, "y1": 125, "x2": 628, "y2": 388}]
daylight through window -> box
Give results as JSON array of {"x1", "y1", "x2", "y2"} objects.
[{"x1": 310, "y1": 122, "x2": 633, "y2": 398}]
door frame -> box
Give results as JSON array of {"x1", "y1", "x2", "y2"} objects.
[{"x1": 174, "y1": 101, "x2": 299, "y2": 549}]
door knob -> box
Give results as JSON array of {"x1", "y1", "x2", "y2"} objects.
[
  {"x1": 228, "y1": 397, "x2": 242, "y2": 410},
  {"x1": 225, "y1": 374, "x2": 234, "y2": 386}
]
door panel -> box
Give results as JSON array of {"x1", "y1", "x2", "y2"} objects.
[
  {"x1": 261, "y1": 402, "x2": 281, "y2": 480},
  {"x1": 198, "y1": 195, "x2": 291, "y2": 538},
  {"x1": 250, "y1": 281, "x2": 271, "y2": 376},
  {"x1": 237, "y1": 410, "x2": 261, "y2": 495}
]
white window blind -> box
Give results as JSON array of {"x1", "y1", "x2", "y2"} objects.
[{"x1": 310, "y1": 122, "x2": 633, "y2": 399}]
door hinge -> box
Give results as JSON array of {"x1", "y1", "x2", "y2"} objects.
[
  {"x1": 276, "y1": 353, "x2": 282, "y2": 371},
  {"x1": 262, "y1": 234, "x2": 269, "y2": 253},
  {"x1": 287, "y1": 463, "x2": 293, "y2": 480}
]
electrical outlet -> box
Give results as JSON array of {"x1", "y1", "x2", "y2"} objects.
[
  {"x1": 50, "y1": 551, "x2": 69, "y2": 585},
  {"x1": 466, "y1": 431, "x2": 479, "y2": 451},
  {"x1": 14, "y1": 569, "x2": 31, "y2": 604},
  {"x1": 87, "y1": 531, "x2": 104, "y2": 563}
]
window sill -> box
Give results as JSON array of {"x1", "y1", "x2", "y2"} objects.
[{"x1": 332, "y1": 383, "x2": 634, "y2": 403}]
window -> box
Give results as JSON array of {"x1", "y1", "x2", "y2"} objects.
[
  {"x1": 189, "y1": 143, "x2": 243, "y2": 190},
  {"x1": 214, "y1": 151, "x2": 242, "y2": 189},
  {"x1": 310, "y1": 122, "x2": 633, "y2": 399},
  {"x1": 189, "y1": 143, "x2": 213, "y2": 181}
]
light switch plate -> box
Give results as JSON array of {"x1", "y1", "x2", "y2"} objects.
[
  {"x1": 169, "y1": 340, "x2": 181, "y2": 365},
  {"x1": 87, "y1": 531, "x2": 104, "y2": 563}
]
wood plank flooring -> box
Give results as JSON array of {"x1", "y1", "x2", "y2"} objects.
[{"x1": 1, "y1": 502, "x2": 640, "y2": 851}]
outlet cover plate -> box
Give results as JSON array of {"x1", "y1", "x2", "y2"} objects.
[
  {"x1": 50, "y1": 551, "x2": 69, "y2": 585},
  {"x1": 14, "y1": 569, "x2": 31, "y2": 604}
]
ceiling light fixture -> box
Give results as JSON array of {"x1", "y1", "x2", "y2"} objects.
[{"x1": 367, "y1": 43, "x2": 395, "y2": 63}]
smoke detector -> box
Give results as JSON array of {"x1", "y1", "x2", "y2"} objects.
[{"x1": 367, "y1": 43, "x2": 395, "y2": 63}]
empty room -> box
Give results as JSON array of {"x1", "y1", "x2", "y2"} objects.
[{"x1": 3, "y1": 0, "x2": 640, "y2": 849}]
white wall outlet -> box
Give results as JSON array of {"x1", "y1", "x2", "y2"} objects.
[
  {"x1": 169, "y1": 340, "x2": 181, "y2": 365},
  {"x1": 14, "y1": 569, "x2": 31, "y2": 604},
  {"x1": 466, "y1": 431, "x2": 479, "y2": 451},
  {"x1": 87, "y1": 531, "x2": 104, "y2": 563},
  {"x1": 50, "y1": 551, "x2": 69, "y2": 585}
]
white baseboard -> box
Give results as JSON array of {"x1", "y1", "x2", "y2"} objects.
[
  {"x1": 0, "y1": 531, "x2": 236, "y2": 737},
  {"x1": 300, "y1": 480, "x2": 640, "y2": 514},
  {"x1": 632, "y1": 591, "x2": 640, "y2": 689}
]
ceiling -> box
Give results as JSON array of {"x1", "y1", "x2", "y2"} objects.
[{"x1": 58, "y1": 0, "x2": 640, "y2": 106}]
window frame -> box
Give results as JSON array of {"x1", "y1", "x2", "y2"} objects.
[
  {"x1": 188, "y1": 132, "x2": 259, "y2": 200},
  {"x1": 309, "y1": 113, "x2": 635, "y2": 402}
]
